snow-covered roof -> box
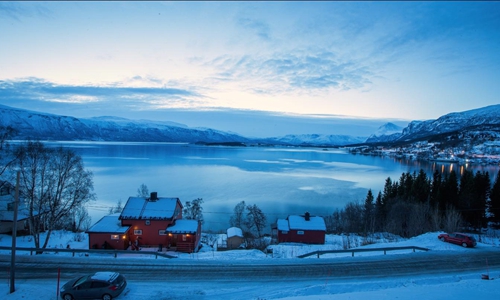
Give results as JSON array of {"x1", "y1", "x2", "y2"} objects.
[
  {"x1": 277, "y1": 219, "x2": 290, "y2": 231},
  {"x1": 120, "y1": 197, "x2": 180, "y2": 220},
  {"x1": 86, "y1": 214, "x2": 130, "y2": 233},
  {"x1": 279, "y1": 215, "x2": 326, "y2": 231},
  {"x1": 91, "y1": 272, "x2": 119, "y2": 282},
  {"x1": 227, "y1": 227, "x2": 243, "y2": 238},
  {"x1": 166, "y1": 219, "x2": 199, "y2": 234}
]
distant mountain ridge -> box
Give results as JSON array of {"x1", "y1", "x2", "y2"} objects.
[
  {"x1": 0, "y1": 105, "x2": 249, "y2": 144},
  {"x1": 365, "y1": 122, "x2": 404, "y2": 143},
  {"x1": 1, "y1": 104, "x2": 499, "y2": 147},
  {"x1": 366, "y1": 104, "x2": 500, "y2": 144},
  {"x1": 0, "y1": 105, "x2": 360, "y2": 146}
]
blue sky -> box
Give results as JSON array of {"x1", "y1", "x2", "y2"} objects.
[{"x1": 0, "y1": 1, "x2": 499, "y2": 137}]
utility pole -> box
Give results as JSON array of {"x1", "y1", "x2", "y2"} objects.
[{"x1": 10, "y1": 171, "x2": 20, "y2": 294}]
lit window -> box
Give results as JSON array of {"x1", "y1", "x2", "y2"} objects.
[
  {"x1": 134, "y1": 229, "x2": 142, "y2": 235},
  {"x1": 111, "y1": 235, "x2": 119, "y2": 240}
]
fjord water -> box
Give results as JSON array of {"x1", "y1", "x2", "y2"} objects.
[{"x1": 50, "y1": 142, "x2": 499, "y2": 232}]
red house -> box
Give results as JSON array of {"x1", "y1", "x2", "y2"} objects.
[
  {"x1": 274, "y1": 212, "x2": 326, "y2": 244},
  {"x1": 87, "y1": 192, "x2": 201, "y2": 253}
]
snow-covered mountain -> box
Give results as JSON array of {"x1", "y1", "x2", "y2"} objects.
[
  {"x1": 0, "y1": 105, "x2": 249, "y2": 143},
  {"x1": 366, "y1": 104, "x2": 500, "y2": 144},
  {"x1": 397, "y1": 105, "x2": 500, "y2": 142},
  {"x1": 365, "y1": 122, "x2": 404, "y2": 143},
  {"x1": 273, "y1": 134, "x2": 365, "y2": 146}
]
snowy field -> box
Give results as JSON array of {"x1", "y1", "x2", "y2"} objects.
[{"x1": 1, "y1": 231, "x2": 500, "y2": 299}]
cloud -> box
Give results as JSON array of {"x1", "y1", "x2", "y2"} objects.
[
  {"x1": 208, "y1": 51, "x2": 372, "y2": 94},
  {"x1": 237, "y1": 17, "x2": 271, "y2": 40},
  {"x1": 0, "y1": 78, "x2": 202, "y2": 109},
  {"x1": 0, "y1": 2, "x2": 51, "y2": 21}
]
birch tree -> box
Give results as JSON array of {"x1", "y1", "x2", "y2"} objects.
[{"x1": 14, "y1": 141, "x2": 95, "y2": 252}]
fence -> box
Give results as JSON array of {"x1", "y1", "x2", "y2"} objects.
[
  {"x1": 0, "y1": 246, "x2": 177, "y2": 259},
  {"x1": 296, "y1": 246, "x2": 429, "y2": 258}
]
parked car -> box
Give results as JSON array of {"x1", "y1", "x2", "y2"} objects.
[
  {"x1": 438, "y1": 232, "x2": 477, "y2": 248},
  {"x1": 60, "y1": 271, "x2": 127, "y2": 300}
]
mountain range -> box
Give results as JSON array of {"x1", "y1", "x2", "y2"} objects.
[{"x1": 1, "y1": 104, "x2": 499, "y2": 147}]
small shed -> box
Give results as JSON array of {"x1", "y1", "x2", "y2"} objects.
[
  {"x1": 86, "y1": 214, "x2": 130, "y2": 249},
  {"x1": 0, "y1": 194, "x2": 32, "y2": 234},
  {"x1": 226, "y1": 227, "x2": 244, "y2": 249},
  {"x1": 276, "y1": 212, "x2": 326, "y2": 244},
  {"x1": 165, "y1": 219, "x2": 202, "y2": 253}
]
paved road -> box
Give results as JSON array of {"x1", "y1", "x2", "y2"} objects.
[{"x1": 1, "y1": 247, "x2": 499, "y2": 282}]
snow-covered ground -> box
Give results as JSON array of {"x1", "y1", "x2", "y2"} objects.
[{"x1": 1, "y1": 231, "x2": 499, "y2": 299}]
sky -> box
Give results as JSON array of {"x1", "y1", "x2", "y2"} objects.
[
  {"x1": 2, "y1": 231, "x2": 499, "y2": 299},
  {"x1": 0, "y1": 1, "x2": 499, "y2": 137}
]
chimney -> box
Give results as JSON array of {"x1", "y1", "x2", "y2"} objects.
[
  {"x1": 150, "y1": 192, "x2": 158, "y2": 201},
  {"x1": 304, "y1": 211, "x2": 310, "y2": 221}
]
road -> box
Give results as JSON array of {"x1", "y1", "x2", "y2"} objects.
[{"x1": 1, "y1": 247, "x2": 499, "y2": 282}]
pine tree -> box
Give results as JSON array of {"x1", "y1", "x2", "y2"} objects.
[
  {"x1": 363, "y1": 189, "x2": 375, "y2": 234},
  {"x1": 430, "y1": 169, "x2": 442, "y2": 208},
  {"x1": 412, "y1": 169, "x2": 430, "y2": 203},
  {"x1": 458, "y1": 169, "x2": 475, "y2": 227},
  {"x1": 489, "y1": 171, "x2": 500, "y2": 224},
  {"x1": 374, "y1": 191, "x2": 384, "y2": 232}
]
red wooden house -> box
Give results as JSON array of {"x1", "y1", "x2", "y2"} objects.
[
  {"x1": 87, "y1": 192, "x2": 201, "y2": 253},
  {"x1": 274, "y1": 212, "x2": 326, "y2": 244}
]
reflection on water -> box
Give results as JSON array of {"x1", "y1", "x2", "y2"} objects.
[{"x1": 45, "y1": 142, "x2": 499, "y2": 232}]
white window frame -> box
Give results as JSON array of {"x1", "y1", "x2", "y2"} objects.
[
  {"x1": 134, "y1": 229, "x2": 142, "y2": 235},
  {"x1": 110, "y1": 234, "x2": 120, "y2": 240},
  {"x1": 297, "y1": 230, "x2": 304, "y2": 235},
  {"x1": 158, "y1": 230, "x2": 167, "y2": 236}
]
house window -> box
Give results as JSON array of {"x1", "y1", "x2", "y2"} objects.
[
  {"x1": 297, "y1": 231, "x2": 304, "y2": 235},
  {"x1": 281, "y1": 231, "x2": 288, "y2": 234},
  {"x1": 111, "y1": 235, "x2": 119, "y2": 240},
  {"x1": 145, "y1": 220, "x2": 151, "y2": 226},
  {"x1": 158, "y1": 230, "x2": 167, "y2": 235},
  {"x1": 182, "y1": 234, "x2": 187, "y2": 241},
  {"x1": 134, "y1": 229, "x2": 142, "y2": 235}
]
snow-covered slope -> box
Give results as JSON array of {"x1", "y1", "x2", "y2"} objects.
[
  {"x1": 273, "y1": 134, "x2": 365, "y2": 146},
  {"x1": 0, "y1": 105, "x2": 249, "y2": 143},
  {"x1": 397, "y1": 104, "x2": 500, "y2": 142},
  {"x1": 365, "y1": 122, "x2": 404, "y2": 143},
  {"x1": 366, "y1": 105, "x2": 500, "y2": 144}
]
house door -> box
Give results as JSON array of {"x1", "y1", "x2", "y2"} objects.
[{"x1": 170, "y1": 234, "x2": 178, "y2": 248}]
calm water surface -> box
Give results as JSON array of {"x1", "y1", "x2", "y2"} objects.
[{"x1": 47, "y1": 142, "x2": 499, "y2": 232}]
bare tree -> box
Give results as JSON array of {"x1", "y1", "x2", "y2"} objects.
[
  {"x1": 14, "y1": 141, "x2": 95, "y2": 252},
  {"x1": 72, "y1": 205, "x2": 92, "y2": 232},
  {"x1": 108, "y1": 200, "x2": 123, "y2": 214},
  {"x1": 245, "y1": 204, "x2": 266, "y2": 238},
  {"x1": 137, "y1": 183, "x2": 149, "y2": 197},
  {"x1": 183, "y1": 198, "x2": 204, "y2": 224},
  {"x1": 0, "y1": 125, "x2": 17, "y2": 189},
  {"x1": 443, "y1": 206, "x2": 463, "y2": 233},
  {"x1": 229, "y1": 200, "x2": 246, "y2": 228}
]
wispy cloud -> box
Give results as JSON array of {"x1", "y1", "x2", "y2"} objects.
[
  {"x1": 0, "y1": 2, "x2": 51, "y2": 21},
  {"x1": 237, "y1": 17, "x2": 271, "y2": 40},
  {"x1": 0, "y1": 78, "x2": 203, "y2": 109},
  {"x1": 207, "y1": 51, "x2": 372, "y2": 94}
]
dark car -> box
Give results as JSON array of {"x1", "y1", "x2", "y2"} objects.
[
  {"x1": 438, "y1": 232, "x2": 477, "y2": 248},
  {"x1": 60, "y1": 271, "x2": 127, "y2": 300}
]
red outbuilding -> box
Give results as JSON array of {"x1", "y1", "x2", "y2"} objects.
[{"x1": 274, "y1": 212, "x2": 326, "y2": 244}]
